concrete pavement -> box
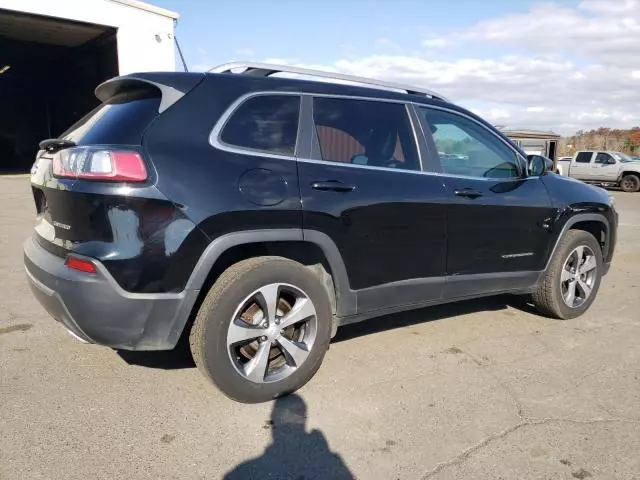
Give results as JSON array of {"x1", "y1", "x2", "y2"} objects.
[{"x1": 1, "y1": 176, "x2": 639, "y2": 479}]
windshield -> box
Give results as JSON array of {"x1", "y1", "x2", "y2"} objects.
[{"x1": 611, "y1": 152, "x2": 635, "y2": 162}]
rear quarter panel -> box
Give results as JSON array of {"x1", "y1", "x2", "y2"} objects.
[
  {"x1": 142, "y1": 75, "x2": 303, "y2": 284},
  {"x1": 30, "y1": 155, "x2": 210, "y2": 294}
]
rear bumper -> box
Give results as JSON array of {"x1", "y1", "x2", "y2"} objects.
[{"x1": 23, "y1": 236, "x2": 198, "y2": 350}]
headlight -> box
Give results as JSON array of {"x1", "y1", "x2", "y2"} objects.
[{"x1": 609, "y1": 195, "x2": 615, "y2": 208}]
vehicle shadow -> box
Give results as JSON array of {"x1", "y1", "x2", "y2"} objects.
[
  {"x1": 116, "y1": 334, "x2": 195, "y2": 370},
  {"x1": 117, "y1": 294, "x2": 536, "y2": 369},
  {"x1": 333, "y1": 294, "x2": 536, "y2": 343},
  {"x1": 224, "y1": 394, "x2": 354, "y2": 480}
]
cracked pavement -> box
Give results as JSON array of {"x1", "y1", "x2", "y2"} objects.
[{"x1": 1, "y1": 176, "x2": 639, "y2": 479}]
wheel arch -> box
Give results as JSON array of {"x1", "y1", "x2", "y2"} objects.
[
  {"x1": 167, "y1": 229, "x2": 356, "y2": 347},
  {"x1": 618, "y1": 170, "x2": 640, "y2": 181},
  {"x1": 544, "y1": 213, "x2": 610, "y2": 273},
  {"x1": 618, "y1": 171, "x2": 640, "y2": 191}
]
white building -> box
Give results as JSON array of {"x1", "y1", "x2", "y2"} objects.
[{"x1": 0, "y1": 0, "x2": 179, "y2": 170}]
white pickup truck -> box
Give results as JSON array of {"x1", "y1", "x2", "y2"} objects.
[{"x1": 558, "y1": 150, "x2": 640, "y2": 192}]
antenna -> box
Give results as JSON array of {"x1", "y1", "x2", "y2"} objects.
[
  {"x1": 174, "y1": 36, "x2": 188, "y2": 72},
  {"x1": 172, "y1": 19, "x2": 188, "y2": 72}
]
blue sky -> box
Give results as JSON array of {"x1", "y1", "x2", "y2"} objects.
[
  {"x1": 154, "y1": 0, "x2": 578, "y2": 69},
  {"x1": 151, "y1": 0, "x2": 639, "y2": 134}
]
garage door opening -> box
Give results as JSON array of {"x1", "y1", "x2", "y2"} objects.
[{"x1": 0, "y1": 9, "x2": 118, "y2": 172}]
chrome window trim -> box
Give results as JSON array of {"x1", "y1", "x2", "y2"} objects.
[
  {"x1": 210, "y1": 91, "x2": 303, "y2": 162},
  {"x1": 210, "y1": 90, "x2": 424, "y2": 174},
  {"x1": 405, "y1": 104, "x2": 424, "y2": 171},
  {"x1": 412, "y1": 103, "x2": 529, "y2": 178},
  {"x1": 208, "y1": 90, "x2": 532, "y2": 181}
]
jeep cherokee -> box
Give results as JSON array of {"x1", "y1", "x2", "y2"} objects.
[{"x1": 24, "y1": 62, "x2": 618, "y2": 403}]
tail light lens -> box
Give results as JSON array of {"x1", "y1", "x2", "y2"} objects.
[
  {"x1": 65, "y1": 256, "x2": 97, "y2": 274},
  {"x1": 53, "y1": 147, "x2": 147, "y2": 182}
]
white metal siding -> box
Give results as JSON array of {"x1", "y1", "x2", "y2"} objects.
[{"x1": 0, "y1": 0, "x2": 177, "y2": 74}]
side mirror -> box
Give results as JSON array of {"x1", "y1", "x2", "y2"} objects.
[
  {"x1": 608, "y1": 158, "x2": 617, "y2": 165},
  {"x1": 527, "y1": 155, "x2": 553, "y2": 176}
]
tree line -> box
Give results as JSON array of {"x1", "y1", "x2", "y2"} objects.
[{"x1": 559, "y1": 127, "x2": 640, "y2": 156}]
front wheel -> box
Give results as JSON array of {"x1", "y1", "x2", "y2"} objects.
[
  {"x1": 532, "y1": 230, "x2": 603, "y2": 319},
  {"x1": 620, "y1": 174, "x2": 640, "y2": 193},
  {"x1": 189, "y1": 257, "x2": 332, "y2": 403}
]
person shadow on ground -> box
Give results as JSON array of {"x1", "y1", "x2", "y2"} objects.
[{"x1": 224, "y1": 394, "x2": 355, "y2": 480}]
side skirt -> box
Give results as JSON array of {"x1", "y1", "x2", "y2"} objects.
[{"x1": 336, "y1": 270, "x2": 540, "y2": 329}]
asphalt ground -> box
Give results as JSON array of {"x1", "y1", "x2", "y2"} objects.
[{"x1": 1, "y1": 175, "x2": 639, "y2": 479}]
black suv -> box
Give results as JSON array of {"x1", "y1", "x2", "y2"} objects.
[{"x1": 24, "y1": 62, "x2": 617, "y2": 403}]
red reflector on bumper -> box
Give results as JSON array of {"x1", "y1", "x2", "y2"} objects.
[{"x1": 65, "y1": 256, "x2": 97, "y2": 274}]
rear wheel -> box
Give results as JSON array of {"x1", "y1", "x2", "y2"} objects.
[
  {"x1": 532, "y1": 230, "x2": 602, "y2": 319},
  {"x1": 189, "y1": 257, "x2": 332, "y2": 403},
  {"x1": 620, "y1": 174, "x2": 640, "y2": 193}
]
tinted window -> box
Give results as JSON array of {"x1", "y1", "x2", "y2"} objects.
[
  {"x1": 220, "y1": 95, "x2": 300, "y2": 155},
  {"x1": 595, "y1": 153, "x2": 613, "y2": 164},
  {"x1": 576, "y1": 152, "x2": 593, "y2": 163},
  {"x1": 312, "y1": 97, "x2": 419, "y2": 171},
  {"x1": 420, "y1": 108, "x2": 521, "y2": 178},
  {"x1": 62, "y1": 95, "x2": 161, "y2": 145}
]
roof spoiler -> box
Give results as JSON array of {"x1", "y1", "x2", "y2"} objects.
[{"x1": 95, "y1": 72, "x2": 205, "y2": 113}]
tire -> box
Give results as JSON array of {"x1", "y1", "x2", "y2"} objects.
[
  {"x1": 620, "y1": 174, "x2": 640, "y2": 193},
  {"x1": 189, "y1": 256, "x2": 332, "y2": 403},
  {"x1": 532, "y1": 230, "x2": 603, "y2": 320}
]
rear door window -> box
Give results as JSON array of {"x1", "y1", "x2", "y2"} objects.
[
  {"x1": 310, "y1": 97, "x2": 419, "y2": 171},
  {"x1": 575, "y1": 152, "x2": 593, "y2": 163},
  {"x1": 219, "y1": 95, "x2": 300, "y2": 156},
  {"x1": 595, "y1": 153, "x2": 613, "y2": 164}
]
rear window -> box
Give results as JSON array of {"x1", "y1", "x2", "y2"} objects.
[
  {"x1": 61, "y1": 94, "x2": 161, "y2": 146},
  {"x1": 219, "y1": 95, "x2": 300, "y2": 156}
]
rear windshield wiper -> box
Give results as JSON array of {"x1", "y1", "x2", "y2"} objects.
[{"x1": 39, "y1": 138, "x2": 76, "y2": 153}]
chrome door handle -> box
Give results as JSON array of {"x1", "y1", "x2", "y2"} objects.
[
  {"x1": 454, "y1": 188, "x2": 483, "y2": 199},
  {"x1": 311, "y1": 181, "x2": 356, "y2": 192}
]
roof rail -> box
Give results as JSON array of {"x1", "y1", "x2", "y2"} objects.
[{"x1": 209, "y1": 61, "x2": 451, "y2": 102}]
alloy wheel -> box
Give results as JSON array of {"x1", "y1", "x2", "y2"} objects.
[
  {"x1": 560, "y1": 245, "x2": 597, "y2": 308},
  {"x1": 621, "y1": 176, "x2": 639, "y2": 192},
  {"x1": 226, "y1": 283, "x2": 318, "y2": 383}
]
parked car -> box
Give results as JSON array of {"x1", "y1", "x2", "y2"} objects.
[
  {"x1": 24, "y1": 62, "x2": 618, "y2": 403},
  {"x1": 553, "y1": 157, "x2": 572, "y2": 176},
  {"x1": 557, "y1": 151, "x2": 640, "y2": 192}
]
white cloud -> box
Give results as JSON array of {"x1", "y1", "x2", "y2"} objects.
[
  {"x1": 579, "y1": 0, "x2": 638, "y2": 14},
  {"x1": 235, "y1": 48, "x2": 255, "y2": 57},
  {"x1": 490, "y1": 108, "x2": 511, "y2": 120},
  {"x1": 197, "y1": 47, "x2": 207, "y2": 56},
  {"x1": 426, "y1": 0, "x2": 640, "y2": 66},
  {"x1": 422, "y1": 37, "x2": 448, "y2": 48},
  {"x1": 268, "y1": 0, "x2": 639, "y2": 134}
]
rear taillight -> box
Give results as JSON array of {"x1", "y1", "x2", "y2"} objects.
[
  {"x1": 53, "y1": 147, "x2": 147, "y2": 182},
  {"x1": 65, "y1": 256, "x2": 97, "y2": 274}
]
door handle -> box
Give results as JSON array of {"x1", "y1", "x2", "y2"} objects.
[
  {"x1": 311, "y1": 181, "x2": 356, "y2": 192},
  {"x1": 454, "y1": 188, "x2": 483, "y2": 199}
]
